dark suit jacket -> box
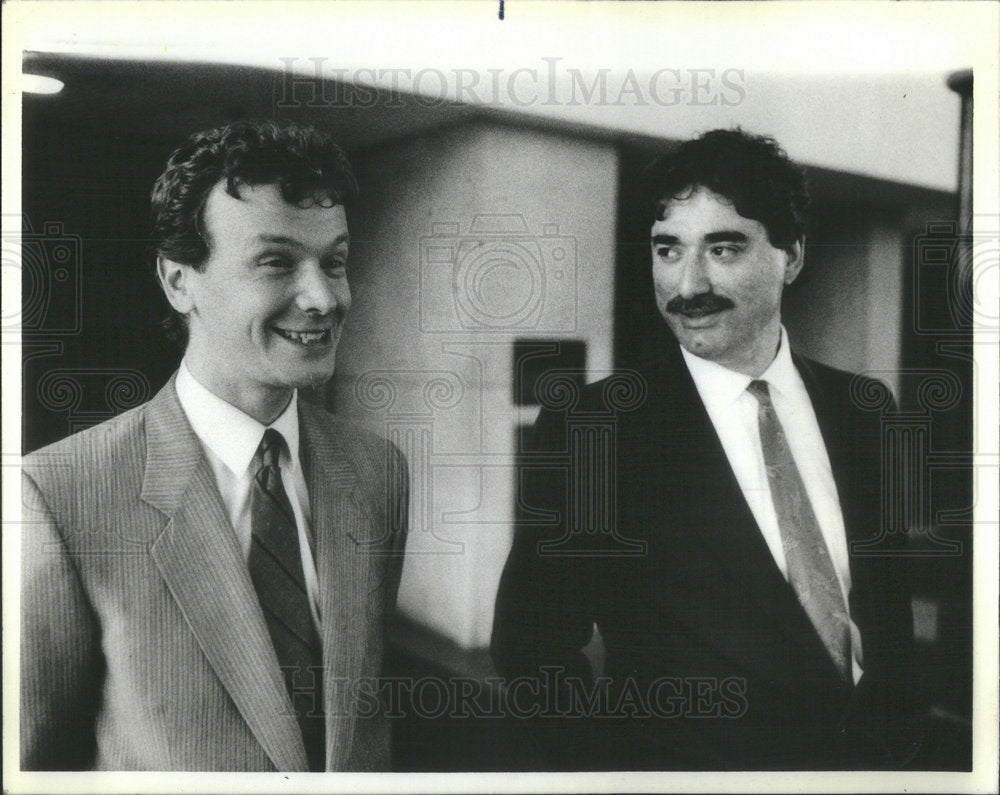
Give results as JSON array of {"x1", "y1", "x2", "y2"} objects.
[
  {"x1": 491, "y1": 341, "x2": 922, "y2": 770},
  {"x1": 21, "y1": 376, "x2": 408, "y2": 771}
]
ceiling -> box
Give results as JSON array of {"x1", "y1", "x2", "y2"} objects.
[
  {"x1": 22, "y1": 52, "x2": 482, "y2": 151},
  {"x1": 21, "y1": 52, "x2": 957, "y2": 214}
]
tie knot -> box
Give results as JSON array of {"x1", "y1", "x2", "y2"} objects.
[
  {"x1": 259, "y1": 428, "x2": 285, "y2": 470},
  {"x1": 747, "y1": 379, "x2": 772, "y2": 408}
]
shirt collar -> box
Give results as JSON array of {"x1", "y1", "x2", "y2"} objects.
[
  {"x1": 175, "y1": 359, "x2": 301, "y2": 478},
  {"x1": 757, "y1": 326, "x2": 800, "y2": 402},
  {"x1": 680, "y1": 325, "x2": 793, "y2": 409}
]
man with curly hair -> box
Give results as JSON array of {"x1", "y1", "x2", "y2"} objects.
[
  {"x1": 21, "y1": 121, "x2": 408, "y2": 772},
  {"x1": 492, "y1": 129, "x2": 923, "y2": 770}
]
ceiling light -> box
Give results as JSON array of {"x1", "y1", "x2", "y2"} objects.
[{"x1": 22, "y1": 74, "x2": 64, "y2": 95}]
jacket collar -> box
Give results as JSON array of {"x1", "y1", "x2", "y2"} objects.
[{"x1": 142, "y1": 376, "x2": 310, "y2": 771}]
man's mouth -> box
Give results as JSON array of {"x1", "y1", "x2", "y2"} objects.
[
  {"x1": 676, "y1": 306, "x2": 727, "y2": 319},
  {"x1": 273, "y1": 327, "x2": 333, "y2": 346}
]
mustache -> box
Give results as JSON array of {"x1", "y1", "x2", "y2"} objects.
[{"x1": 665, "y1": 293, "x2": 735, "y2": 317}]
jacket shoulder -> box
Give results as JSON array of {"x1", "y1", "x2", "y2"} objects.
[
  {"x1": 794, "y1": 352, "x2": 855, "y2": 384},
  {"x1": 792, "y1": 352, "x2": 897, "y2": 411},
  {"x1": 298, "y1": 401, "x2": 408, "y2": 473},
  {"x1": 23, "y1": 404, "x2": 150, "y2": 495},
  {"x1": 21, "y1": 404, "x2": 153, "y2": 552}
]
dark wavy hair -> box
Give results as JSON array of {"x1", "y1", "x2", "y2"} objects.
[
  {"x1": 149, "y1": 119, "x2": 358, "y2": 341},
  {"x1": 644, "y1": 128, "x2": 809, "y2": 250}
]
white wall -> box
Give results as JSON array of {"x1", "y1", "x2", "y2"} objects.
[
  {"x1": 783, "y1": 210, "x2": 907, "y2": 399},
  {"x1": 335, "y1": 121, "x2": 617, "y2": 648}
]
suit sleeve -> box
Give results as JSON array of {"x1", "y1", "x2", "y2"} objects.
[
  {"x1": 490, "y1": 406, "x2": 601, "y2": 768},
  {"x1": 831, "y1": 373, "x2": 927, "y2": 767},
  {"x1": 20, "y1": 472, "x2": 102, "y2": 771},
  {"x1": 352, "y1": 440, "x2": 409, "y2": 773},
  {"x1": 872, "y1": 386, "x2": 926, "y2": 765}
]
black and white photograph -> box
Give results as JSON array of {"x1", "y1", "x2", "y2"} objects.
[{"x1": 3, "y1": 1, "x2": 998, "y2": 792}]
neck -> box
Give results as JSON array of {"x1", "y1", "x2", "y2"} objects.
[
  {"x1": 723, "y1": 322, "x2": 782, "y2": 378},
  {"x1": 183, "y1": 357, "x2": 292, "y2": 425}
]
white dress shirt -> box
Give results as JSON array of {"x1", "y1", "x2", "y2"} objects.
[
  {"x1": 175, "y1": 360, "x2": 322, "y2": 630},
  {"x1": 680, "y1": 328, "x2": 863, "y2": 682}
]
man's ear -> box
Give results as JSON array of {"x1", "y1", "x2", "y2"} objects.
[
  {"x1": 783, "y1": 238, "x2": 805, "y2": 285},
  {"x1": 156, "y1": 256, "x2": 196, "y2": 314}
]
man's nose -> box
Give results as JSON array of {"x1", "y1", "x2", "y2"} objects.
[
  {"x1": 676, "y1": 253, "x2": 711, "y2": 298},
  {"x1": 295, "y1": 262, "x2": 350, "y2": 316}
]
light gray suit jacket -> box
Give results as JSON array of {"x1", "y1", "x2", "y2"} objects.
[{"x1": 21, "y1": 375, "x2": 408, "y2": 771}]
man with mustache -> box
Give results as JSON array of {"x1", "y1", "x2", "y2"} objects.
[
  {"x1": 492, "y1": 129, "x2": 922, "y2": 770},
  {"x1": 21, "y1": 121, "x2": 408, "y2": 771}
]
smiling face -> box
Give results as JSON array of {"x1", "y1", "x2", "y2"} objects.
[
  {"x1": 158, "y1": 181, "x2": 351, "y2": 422},
  {"x1": 650, "y1": 186, "x2": 803, "y2": 377}
]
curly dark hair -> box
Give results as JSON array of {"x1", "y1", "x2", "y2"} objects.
[
  {"x1": 149, "y1": 119, "x2": 358, "y2": 341},
  {"x1": 644, "y1": 128, "x2": 809, "y2": 250}
]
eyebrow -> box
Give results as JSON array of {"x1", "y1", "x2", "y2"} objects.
[
  {"x1": 651, "y1": 234, "x2": 679, "y2": 245},
  {"x1": 650, "y1": 231, "x2": 749, "y2": 245},
  {"x1": 704, "y1": 231, "x2": 749, "y2": 244},
  {"x1": 255, "y1": 233, "x2": 351, "y2": 248}
]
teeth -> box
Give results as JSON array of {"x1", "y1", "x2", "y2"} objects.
[{"x1": 277, "y1": 328, "x2": 329, "y2": 345}]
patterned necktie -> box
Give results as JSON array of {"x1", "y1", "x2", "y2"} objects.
[
  {"x1": 746, "y1": 380, "x2": 852, "y2": 682},
  {"x1": 248, "y1": 428, "x2": 325, "y2": 771}
]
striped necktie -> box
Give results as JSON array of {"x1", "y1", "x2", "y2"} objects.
[{"x1": 248, "y1": 428, "x2": 325, "y2": 770}]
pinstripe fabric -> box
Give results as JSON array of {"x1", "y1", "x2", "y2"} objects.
[
  {"x1": 21, "y1": 375, "x2": 408, "y2": 771},
  {"x1": 301, "y1": 399, "x2": 409, "y2": 770}
]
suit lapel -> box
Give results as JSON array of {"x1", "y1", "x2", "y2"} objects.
[
  {"x1": 792, "y1": 354, "x2": 881, "y2": 678},
  {"x1": 299, "y1": 405, "x2": 376, "y2": 769},
  {"x1": 651, "y1": 345, "x2": 790, "y2": 586},
  {"x1": 142, "y1": 377, "x2": 309, "y2": 772},
  {"x1": 644, "y1": 347, "x2": 845, "y2": 686},
  {"x1": 791, "y1": 353, "x2": 855, "y2": 528}
]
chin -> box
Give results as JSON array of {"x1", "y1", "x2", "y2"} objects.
[
  {"x1": 683, "y1": 342, "x2": 714, "y2": 359},
  {"x1": 674, "y1": 327, "x2": 714, "y2": 351},
  {"x1": 681, "y1": 336, "x2": 728, "y2": 362},
  {"x1": 299, "y1": 368, "x2": 336, "y2": 389},
  {"x1": 274, "y1": 362, "x2": 337, "y2": 391}
]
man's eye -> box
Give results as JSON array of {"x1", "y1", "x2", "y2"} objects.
[
  {"x1": 710, "y1": 245, "x2": 740, "y2": 260},
  {"x1": 323, "y1": 260, "x2": 347, "y2": 275},
  {"x1": 654, "y1": 246, "x2": 680, "y2": 261},
  {"x1": 260, "y1": 255, "x2": 293, "y2": 269}
]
